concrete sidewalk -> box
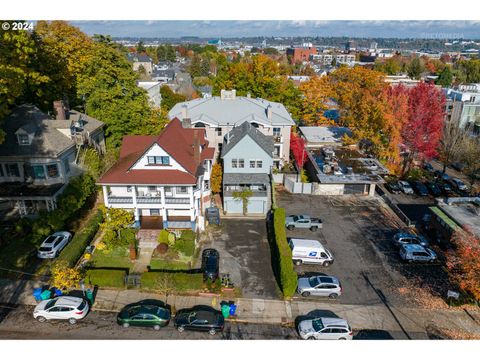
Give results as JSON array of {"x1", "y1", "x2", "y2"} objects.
[{"x1": 1, "y1": 278, "x2": 479, "y2": 339}]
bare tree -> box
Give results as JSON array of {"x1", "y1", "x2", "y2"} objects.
[
  {"x1": 461, "y1": 137, "x2": 480, "y2": 187},
  {"x1": 437, "y1": 119, "x2": 468, "y2": 174}
]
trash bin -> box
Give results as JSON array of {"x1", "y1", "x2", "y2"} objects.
[
  {"x1": 221, "y1": 304, "x2": 230, "y2": 319},
  {"x1": 229, "y1": 303, "x2": 237, "y2": 316},
  {"x1": 86, "y1": 289, "x2": 94, "y2": 305},
  {"x1": 53, "y1": 288, "x2": 63, "y2": 297},
  {"x1": 40, "y1": 289, "x2": 52, "y2": 300},
  {"x1": 33, "y1": 288, "x2": 43, "y2": 302}
]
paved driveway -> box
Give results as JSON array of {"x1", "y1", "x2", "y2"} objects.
[
  {"x1": 277, "y1": 190, "x2": 415, "y2": 307},
  {"x1": 201, "y1": 219, "x2": 281, "y2": 300}
]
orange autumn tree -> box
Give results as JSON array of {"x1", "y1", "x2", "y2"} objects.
[
  {"x1": 446, "y1": 229, "x2": 480, "y2": 301},
  {"x1": 298, "y1": 75, "x2": 334, "y2": 126}
]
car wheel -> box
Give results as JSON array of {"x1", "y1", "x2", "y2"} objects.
[
  {"x1": 329, "y1": 293, "x2": 339, "y2": 299},
  {"x1": 339, "y1": 337, "x2": 347, "y2": 340},
  {"x1": 54, "y1": 251, "x2": 59, "y2": 258},
  {"x1": 310, "y1": 226, "x2": 318, "y2": 231},
  {"x1": 209, "y1": 328, "x2": 217, "y2": 335},
  {"x1": 36, "y1": 316, "x2": 46, "y2": 323},
  {"x1": 177, "y1": 326, "x2": 185, "y2": 333},
  {"x1": 307, "y1": 336, "x2": 316, "y2": 340},
  {"x1": 301, "y1": 291, "x2": 310, "y2": 297},
  {"x1": 287, "y1": 225, "x2": 294, "y2": 230},
  {"x1": 153, "y1": 325, "x2": 161, "y2": 331},
  {"x1": 294, "y1": 260, "x2": 302, "y2": 266},
  {"x1": 68, "y1": 318, "x2": 77, "y2": 325},
  {"x1": 122, "y1": 322, "x2": 130, "y2": 328},
  {"x1": 323, "y1": 261, "x2": 331, "y2": 267}
]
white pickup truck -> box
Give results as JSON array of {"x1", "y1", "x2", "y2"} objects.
[{"x1": 288, "y1": 238, "x2": 334, "y2": 266}]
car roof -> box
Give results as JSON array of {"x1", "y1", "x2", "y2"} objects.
[
  {"x1": 399, "y1": 181, "x2": 410, "y2": 185},
  {"x1": 319, "y1": 317, "x2": 349, "y2": 328},
  {"x1": 52, "y1": 296, "x2": 84, "y2": 307},
  {"x1": 402, "y1": 244, "x2": 426, "y2": 251},
  {"x1": 290, "y1": 238, "x2": 323, "y2": 248},
  {"x1": 196, "y1": 310, "x2": 217, "y2": 322},
  {"x1": 43, "y1": 235, "x2": 59, "y2": 244},
  {"x1": 317, "y1": 276, "x2": 339, "y2": 284}
]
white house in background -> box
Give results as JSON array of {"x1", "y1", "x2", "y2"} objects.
[
  {"x1": 0, "y1": 101, "x2": 105, "y2": 217},
  {"x1": 168, "y1": 89, "x2": 296, "y2": 169},
  {"x1": 137, "y1": 81, "x2": 162, "y2": 108},
  {"x1": 97, "y1": 118, "x2": 215, "y2": 231}
]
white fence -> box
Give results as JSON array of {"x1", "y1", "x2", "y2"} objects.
[{"x1": 284, "y1": 174, "x2": 313, "y2": 194}]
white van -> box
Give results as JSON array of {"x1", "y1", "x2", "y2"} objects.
[{"x1": 288, "y1": 238, "x2": 334, "y2": 266}]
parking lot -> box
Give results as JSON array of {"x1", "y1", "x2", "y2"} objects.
[
  {"x1": 200, "y1": 219, "x2": 281, "y2": 299},
  {"x1": 276, "y1": 189, "x2": 449, "y2": 308}
]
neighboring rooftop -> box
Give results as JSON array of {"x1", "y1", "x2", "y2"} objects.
[
  {"x1": 168, "y1": 90, "x2": 295, "y2": 126},
  {"x1": 127, "y1": 53, "x2": 152, "y2": 63},
  {"x1": 223, "y1": 173, "x2": 270, "y2": 185},
  {"x1": 309, "y1": 146, "x2": 388, "y2": 184},
  {"x1": 221, "y1": 121, "x2": 274, "y2": 158},
  {"x1": 0, "y1": 104, "x2": 104, "y2": 158},
  {"x1": 436, "y1": 197, "x2": 480, "y2": 238},
  {"x1": 300, "y1": 126, "x2": 352, "y2": 147}
]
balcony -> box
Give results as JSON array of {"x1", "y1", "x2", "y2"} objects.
[
  {"x1": 108, "y1": 196, "x2": 133, "y2": 204},
  {"x1": 137, "y1": 196, "x2": 162, "y2": 204},
  {"x1": 165, "y1": 197, "x2": 190, "y2": 204}
]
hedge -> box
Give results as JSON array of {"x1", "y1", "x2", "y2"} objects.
[
  {"x1": 56, "y1": 210, "x2": 103, "y2": 267},
  {"x1": 140, "y1": 272, "x2": 203, "y2": 292},
  {"x1": 273, "y1": 208, "x2": 297, "y2": 297},
  {"x1": 85, "y1": 269, "x2": 126, "y2": 288}
]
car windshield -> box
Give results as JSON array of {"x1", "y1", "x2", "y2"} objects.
[
  {"x1": 308, "y1": 277, "x2": 320, "y2": 287},
  {"x1": 45, "y1": 299, "x2": 57, "y2": 310},
  {"x1": 292, "y1": 216, "x2": 298, "y2": 222},
  {"x1": 312, "y1": 318, "x2": 323, "y2": 332},
  {"x1": 44, "y1": 236, "x2": 56, "y2": 244}
]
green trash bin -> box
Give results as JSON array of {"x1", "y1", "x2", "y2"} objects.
[
  {"x1": 221, "y1": 304, "x2": 230, "y2": 319},
  {"x1": 40, "y1": 290, "x2": 52, "y2": 300}
]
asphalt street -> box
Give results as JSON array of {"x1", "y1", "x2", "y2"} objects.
[{"x1": 0, "y1": 305, "x2": 423, "y2": 340}]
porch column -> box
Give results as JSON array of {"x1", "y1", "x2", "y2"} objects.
[
  {"x1": 102, "y1": 185, "x2": 109, "y2": 206},
  {"x1": 160, "y1": 186, "x2": 167, "y2": 228}
]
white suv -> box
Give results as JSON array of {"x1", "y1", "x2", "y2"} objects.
[
  {"x1": 37, "y1": 231, "x2": 72, "y2": 259},
  {"x1": 33, "y1": 296, "x2": 89, "y2": 324},
  {"x1": 297, "y1": 276, "x2": 342, "y2": 298},
  {"x1": 399, "y1": 244, "x2": 437, "y2": 263},
  {"x1": 297, "y1": 317, "x2": 353, "y2": 340}
]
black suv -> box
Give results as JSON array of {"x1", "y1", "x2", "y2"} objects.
[{"x1": 201, "y1": 249, "x2": 219, "y2": 282}]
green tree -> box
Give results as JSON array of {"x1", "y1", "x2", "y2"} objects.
[
  {"x1": 99, "y1": 206, "x2": 134, "y2": 240},
  {"x1": 160, "y1": 85, "x2": 186, "y2": 111},
  {"x1": 436, "y1": 66, "x2": 453, "y2": 87},
  {"x1": 136, "y1": 41, "x2": 146, "y2": 53},
  {"x1": 407, "y1": 57, "x2": 424, "y2": 80}
]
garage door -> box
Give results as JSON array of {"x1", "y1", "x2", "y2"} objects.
[
  {"x1": 247, "y1": 200, "x2": 265, "y2": 214},
  {"x1": 225, "y1": 199, "x2": 243, "y2": 214},
  {"x1": 344, "y1": 184, "x2": 369, "y2": 195}
]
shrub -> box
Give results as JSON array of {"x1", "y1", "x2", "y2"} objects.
[
  {"x1": 140, "y1": 272, "x2": 203, "y2": 292},
  {"x1": 272, "y1": 208, "x2": 298, "y2": 298},
  {"x1": 120, "y1": 228, "x2": 137, "y2": 246},
  {"x1": 56, "y1": 210, "x2": 103, "y2": 267},
  {"x1": 168, "y1": 232, "x2": 176, "y2": 246},
  {"x1": 180, "y1": 229, "x2": 196, "y2": 242},
  {"x1": 406, "y1": 167, "x2": 427, "y2": 181},
  {"x1": 156, "y1": 243, "x2": 169, "y2": 254},
  {"x1": 173, "y1": 238, "x2": 195, "y2": 257},
  {"x1": 158, "y1": 229, "x2": 170, "y2": 244},
  {"x1": 85, "y1": 269, "x2": 126, "y2": 288}
]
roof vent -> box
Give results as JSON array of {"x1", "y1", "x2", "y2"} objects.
[{"x1": 220, "y1": 89, "x2": 236, "y2": 100}]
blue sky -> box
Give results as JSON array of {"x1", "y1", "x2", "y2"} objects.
[{"x1": 68, "y1": 20, "x2": 480, "y2": 39}]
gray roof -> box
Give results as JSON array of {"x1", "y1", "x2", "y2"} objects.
[
  {"x1": 300, "y1": 126, "x2": 352, "y2": 145},
  {"x1": 437, "y1": 197, "x2": 480, "y2": 238},
  {"x1": 168, "y1": 96, "x2": 295, "y2": 127},
  {"x1": 221, "y1": 121, "x2": 274, "y2": 158},
  {"x1": 223, "y1": 173, "x2": 270, "y2": 185},
  {"x1": 0, "y1": 104, "x2": 104, "y2": 158},
  {"x1": 127, "y1": 53, "x2": 152, "y2": 63}
]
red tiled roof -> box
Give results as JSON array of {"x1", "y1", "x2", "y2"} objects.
[{"x1": 98, "y1": 118, "x2": 215, "y2": 185}]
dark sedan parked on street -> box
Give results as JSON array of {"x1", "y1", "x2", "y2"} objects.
[
  {"x1": 425, "y1": 182, "x2": 442, "y2": 197},
  {"x1": 117, "y1": 300, "x2": 171, "y2": 330},
  {"x1": 411, "y1": 181, "x2": 429, "y2": 196},
  {"x1": 174, "y1": 306, "x2": 224, "y2": 335}
]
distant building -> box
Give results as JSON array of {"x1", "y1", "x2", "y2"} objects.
[
  {"x1": 445, "y1": 84, "x2": 480, "y2": 133},
  {"x1": 127, "y1": 53, "x2": 153, "y2": 75},
  {"x1": 311, "y1": 53, "x2": 355, "y2": 66},
  {"x1": 286, "y1": 43, "x2": 317, "y2": 64},
  {"x1": 299, "y1": 126, "x2": 352, "y2": 148},
  {"x1": 0, "y1": 102, "x2": 105, "y2": 217},
  {"x1": 151, "y1": 69, "x2": 175, "y2": 84},
  {"x1": 345, "y1": 40, "x2": 357, "y2": 52}
]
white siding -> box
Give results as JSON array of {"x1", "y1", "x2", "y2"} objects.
[{"x1": 131, "y1": 143, "x2": 187, "y2": 171}]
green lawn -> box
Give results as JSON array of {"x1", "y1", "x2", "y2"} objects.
[
  {"x1": 149, "y1": 258, "x2": 191, "y2": 271},
  {"x1": 90, "y1": 247, "x2": 134, "y2": 270}
]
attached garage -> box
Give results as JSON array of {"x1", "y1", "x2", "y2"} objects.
[{"x1": 224, "y1": 197, "x2": 267, "y2": 215}]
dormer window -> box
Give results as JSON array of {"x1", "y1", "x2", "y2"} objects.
[
  {"x1": 18, "y1": 134, "x2": 30, "y2": 145},
  {"x1": 147, "y1": 156, "x2": 170, "y2": 165}
]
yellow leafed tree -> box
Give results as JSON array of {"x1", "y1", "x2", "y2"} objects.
[{"x1": 50, "y1": 260, "x2": 82, "y2": 290}]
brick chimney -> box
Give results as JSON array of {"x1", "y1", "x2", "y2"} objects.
[
  {"x1": 193, "y1": 131, "x2": 200, "y2": 165},
  {"x1": 53, "y1": 100, "x2": 66, "y2": 120}
]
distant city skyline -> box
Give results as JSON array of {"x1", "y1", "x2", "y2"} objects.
[{"x1": 67, "y1": 20, "x2": 480, "y2": 39}]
